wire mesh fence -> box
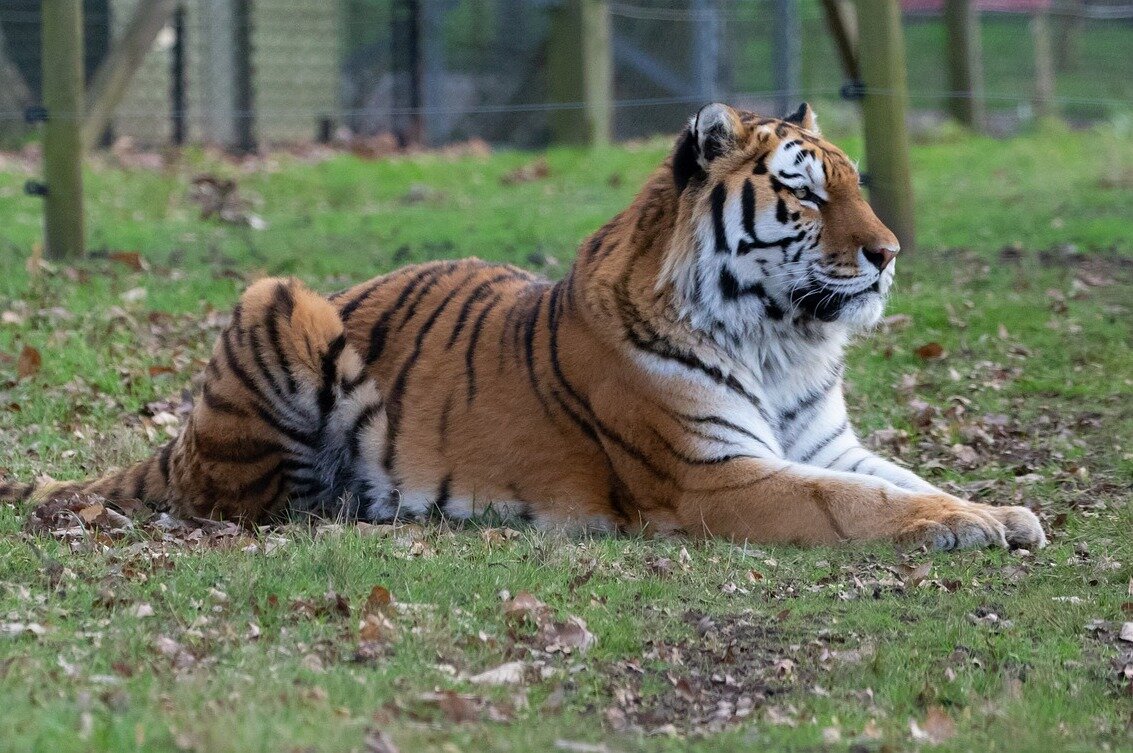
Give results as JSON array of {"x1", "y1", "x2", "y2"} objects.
[{"x1": 0, "y1": 0, "x2": 1130, "y2": 150}]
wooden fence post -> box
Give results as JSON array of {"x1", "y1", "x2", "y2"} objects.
[
  {"x1": 855, "y1": 0, "x2": 915, "y2": 253},
  {"x1": 772, "y1": 0, "x2": 801, "y2": 117},
  {"x1": 549, "y1": 0, "x2": 611, "y2": 146},
  {"x1": 82, "y1": 0, "x2": 178, "y2": 151},
  {"x1": 42, "y1": 0, "x2": 85, "y2": 260},
  {"x1": 581, "y1": 0, "x2": 612, "y2": 146},
  {"x1": 232, "y1": 0, "x2": 256, "y2": 153},
  {"x1": 1030, "y1": 12, "x2": 1055, "y2": 119},
  {"x1": 944, "y1": 0, "x2": 985, "y2": 130}
]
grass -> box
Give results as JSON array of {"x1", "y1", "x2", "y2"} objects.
[{"x1": 0, "y1": 126, "x2": 1131, "y2": 752}]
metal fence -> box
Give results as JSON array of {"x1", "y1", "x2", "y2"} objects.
[{"x1": 0, "y1": 0, "x2": 1130, "y2": 149}]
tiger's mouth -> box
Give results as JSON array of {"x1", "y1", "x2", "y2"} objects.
[{"x1": 789, "y1": 278, "x2": 885, "y2": 323}]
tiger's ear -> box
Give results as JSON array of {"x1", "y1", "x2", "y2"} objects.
[
  {"x1": 783, "y1": 102, "x2": 820, "y2": 135},
  {"x1": 672, "y1": 103, "x2": 744, "y2": 192}
]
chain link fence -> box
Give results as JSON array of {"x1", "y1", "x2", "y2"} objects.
[{"x1": 0, "y1": 0, "x2": 1130, "y2": 149}]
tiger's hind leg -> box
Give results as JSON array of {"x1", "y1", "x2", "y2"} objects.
[{"x1": 170, "y1": 277, "x2": 394, "y2": 522}]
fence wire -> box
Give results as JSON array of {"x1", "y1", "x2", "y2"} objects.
[{"x1": 0, "y1": 0, "x2": 1130, "y2": 149}]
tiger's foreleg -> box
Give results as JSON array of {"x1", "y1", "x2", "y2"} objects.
[
  {"x1": 590, "y1": 382, "x2": 1045, "y2": 550},
  {"x1": 669, "y1": 459, "x2": 1046, "y2": 550}
]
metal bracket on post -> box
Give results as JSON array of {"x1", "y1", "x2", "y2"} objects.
[
  {"x1": 840, "y1": 80, "x2": 866, "y2": 100},
  {"x1": 24, "y1": 106, "x2": 49, "y2": 124},
  {"x1": 24, "y1": 181, "x2": 49, "y2": 197}
]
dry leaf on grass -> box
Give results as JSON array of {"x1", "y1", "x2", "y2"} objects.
[
  {"x1": 16, "y1": 345, "x2": 41, "y2": 380},
  {"x1": 915, "y1": 342, "x2": 945, "y2": 360}
]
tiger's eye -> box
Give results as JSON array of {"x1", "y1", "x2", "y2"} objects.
[{"x1": 793, "y1": 187, "x2": 808, "y2": 200}]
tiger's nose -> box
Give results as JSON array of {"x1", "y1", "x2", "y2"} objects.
[{"x1": 862, "y1": 245, "x2": 898, "y2": 271}]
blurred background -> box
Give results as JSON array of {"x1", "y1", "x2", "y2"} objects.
[{"x1": 0, "y1": 0, "x2": 1129, "y2": 152}]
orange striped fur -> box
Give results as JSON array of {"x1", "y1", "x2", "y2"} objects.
[{"x1": 2, "y1": 103, "x2": 1045, "y2": 550}]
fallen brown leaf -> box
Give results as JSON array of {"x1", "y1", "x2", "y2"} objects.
[
  {"x1": 915, "y1": 342, "x2": 945, "y2": 360},
  {"x1": 108, "y1": 251, "x2": 147, "y2": 272},
  {"x1": 16, "y1": 345, "x2": 41, "y2": 380}
]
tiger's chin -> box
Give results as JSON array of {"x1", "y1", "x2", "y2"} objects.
[{"x1": 833, "y1": 291, "x2": 887, "y2": 331}]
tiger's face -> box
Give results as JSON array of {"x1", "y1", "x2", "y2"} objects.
[{"x1": 667, "y1": 103, "x2": 899, "y2": 337}]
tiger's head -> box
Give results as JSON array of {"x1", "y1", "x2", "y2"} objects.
[{"x1": 662, "y1": 102, "x2": 899, "y2": 338}]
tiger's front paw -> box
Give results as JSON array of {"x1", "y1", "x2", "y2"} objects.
[
  {"x1": 897, "y1": 498, "x2": 1015, "y2": 552},
  {"x1": 896, "y1": 497, "x2": 1046, "y2": 552},
  {"x1": 987, "y1": 505, "x2": 1046, "y2": 549}
]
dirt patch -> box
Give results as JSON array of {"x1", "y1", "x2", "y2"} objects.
[{"x1": 597, "y1": 610, "x2": 856, "y2": 736}]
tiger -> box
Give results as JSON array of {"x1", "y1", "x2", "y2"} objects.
[{"x1": 2, "y1": 103, "x2": 1046, "y2": 551}]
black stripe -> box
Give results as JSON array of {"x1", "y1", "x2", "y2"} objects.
[
  {"x1": 339, "y1": 274, "x2": 396, "y2": 323},
  {"x1": 622, "y1": 323, "x2": 770, "y2": 423},
  {"x1": 220, "y1": 328, "x2": 316, "y2": 446},
  {"x1": 780, "y1": 372, "x2": 840, "y2": 432},
  {"x1": 649, "y1": 427, "x2": 758, "y2": 466},
  {"x1": 466, "y1": 292, "x2": 503, "y2": 404},
  {"x1": 776, "y1": 197, "x2": 789, "y2": 224},
  {"x1": 741, "y1": 179, "x2": 756, "y2": 238},
  {"x1": 711, "y1": 183, "x2": 729, "y2": 253},
  {"x1": 266, "y1": 283, "x2": 299, "y2": 394},
  {"x1": 383, "y1": 271, "x2": 482, "y2": 472},
  {"x1": 848, "y1": 456, "x2": 869, "y2": 473},
  {"x1": 248, "y1": 326, "x2": 292, "y2": 407},
  {"x1": 670, "y1": 411, "x2": 776, "y2": 456},
  {"x1": 824, "y1": 445, "x2": 859, "y2": 470},
  {"x1": 521, "y1": 287, "x2": 557, "y2": 422},
  {"x1": 202, "y1": 383, "x2": 249, "y2": 417},
  {"x1": 798, "y1": 421, "x2": 849, "y2": 463},
  {"x1": 317, "y1": 335, "x2": 347, "y2": 418},
  {"x1": 445, "y1": 272, "x2": 519, "y2": 349},
  {"x1": 364, "y1": 265, "x2": 446, "y2": 364},
  {"x1": 393, "y1": 261, "x2": 462, "y2": 336},
  {"x1": 544, "y1": 281, "x2": 599, "y2": 442},
  {"x1": 433, "y1": 475, "x2": 452, "y2": 515},
  {"x1": 198, "y1": 437, "x2": 284, "y2": 463},
  {"x1": 158, "y1": 441, "x2": 174, "y2": 481}
]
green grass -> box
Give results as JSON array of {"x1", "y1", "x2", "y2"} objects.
[{"x1": 0, "y1": 127, "x2": 1130, "y2": 752}]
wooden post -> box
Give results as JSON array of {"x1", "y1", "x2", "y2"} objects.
[
  {"x1": 419, "y1": 0, "x2": 446, "y2": 145},
  {"x1": 820, "y1": 0, "x2": 860, "y2": 83},
  {"x1": 171, "y1": 4, "x2": 187, "y2": 145},
  {"x1": 232, "y1": 0, "x2": 256, "y2": 153},
  {"x1": 42, "y1": 0, "x2": 85, "y2": 260},
  {"x1": 549, "y1": 0, "x2": 611, "y2": 146},
  {"x1": 83, "y1": 0, "x2": 178, "y2": 151},
  {"x1": 943, "y1": 0, "x2": 985, "y2": 130},
  {"x1": 772, "y1": 0, "x2": 801, "y2": 117},
  {"x1": 855, "y1": 0, "x2": 915, "y2": 253},
  {"x1": 580, "y1": 0, "x2": 612, "y2": 146},
  {"x1": 1030, "y1": 12, "x2": 1055, "y2": 120}
]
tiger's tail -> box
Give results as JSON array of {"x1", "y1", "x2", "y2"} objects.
[{"x1": 2, "y1": 277, "x2": 392, "y2": 524}]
